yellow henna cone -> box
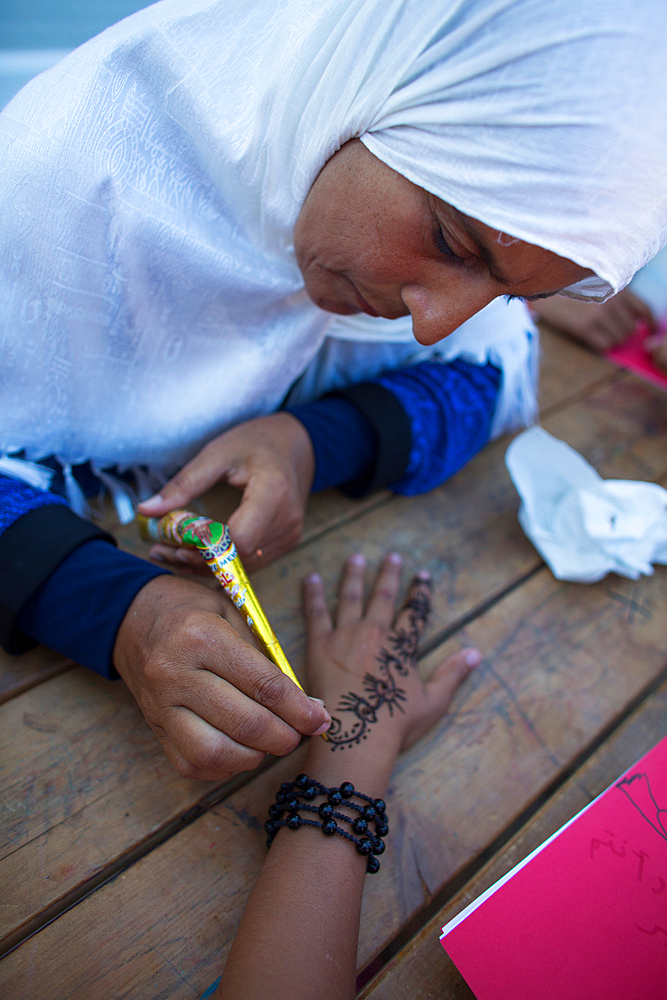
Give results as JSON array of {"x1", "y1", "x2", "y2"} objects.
[{"x1": 137, "y1": 510, "x2": 303, "y2": 691}]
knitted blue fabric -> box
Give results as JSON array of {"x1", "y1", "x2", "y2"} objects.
[
  {"x1": 0, "y1": 475, "x2": 67, "y2": 536},
  {"x1": 377, "y1": 359, "x2": 501, "y2": 496}
]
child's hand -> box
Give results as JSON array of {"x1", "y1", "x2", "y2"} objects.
[
  {"x1": 304, "y1": 553, "x2": 480, "y2": 757},
  {"x1": 646, "y1": 330, "x2": 667, "y2": 373},
  {"x1": 533, "y1": 288, "x2": 654, "y2": 352}
]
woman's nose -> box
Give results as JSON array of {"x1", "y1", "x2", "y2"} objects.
[{"x1": 400, "y1": 281, "x2": 495, "y2": 344}]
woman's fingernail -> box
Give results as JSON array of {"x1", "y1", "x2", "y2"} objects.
[
  {"x1": 174, "y1": 550, "x2": 192, "y2": 564},
  {"x1": 139, "y1": 494, "x2": 164, "y2": 512},
  {"x1": 307, "y1": 572, "x2": 322, "y2": 584},
  {"x1": 416, "y1": 569, "x2": 431, "y2": 581},
  {"x1": 349, "y1": 553, "x2": 365, "y2": 566},
  {"x1": 309, "y1": 697, "x2": 326, "y2": 706},
  {"x1": 464, "y1": 648, "x2": 482, "y2": 667},
  {"x1": 388, "y1": 552, "x2": 402, "y2": 564},
  {"x1": 313, "y1": 718, "x2": 332, "y2": 736}
]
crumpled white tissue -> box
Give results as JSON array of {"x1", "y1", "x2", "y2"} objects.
[{"x1": 505, "y1": 426, "x2": 667, "y2": 583}]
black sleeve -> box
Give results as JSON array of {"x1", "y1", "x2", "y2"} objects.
[
  {"x1": 0, "y1": 503, "x2": 115, "y2": 650},
  {"x1": 286, "y1": 382, "x2": 412, "y2": 498}
]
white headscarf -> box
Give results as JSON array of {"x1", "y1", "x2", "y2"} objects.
[{"x1": 1, "y1": 0, "x2": 665, "y2": 481}]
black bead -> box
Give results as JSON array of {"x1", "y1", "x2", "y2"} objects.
[
  {"x1": 286, "y1": 813, "x2": 302, "y2": 830},
  {"x1": 268, "y1": 804, "x2": 284, "y2": 819},
  {"x1": 356, "y1": 837, "x2": 373, "y2": 856},
  {"x1": 322, "y1": 819, "x2": 337, "y2": 836},
  {"x1": 303, "y1": 784, "x2": 318, "y2": 800},
  {"x1": 362, "y1": 805, "x2": 377, "y2": 821},
  {"x1": 375, "y1": 821, "x2": 389, "y2": 837},
  {"x1": 352, "y1": 817, "x2": 368, "y2": 835},
  {"x1": 371, "y1": 837, "x2": 385, "y2": 855},
  {"x1": 318, "y1": 802, "x2": 334, "y2": 819},
  {"x1": 285, "y1": 797, "x2": 300, "y2": 812},
  {"x1": 373, "y1": 798, "x2": 386, "y2": 814},
  {"x1": 295, "y1": 773, "x2": 310, "y2": 789},
  {"x1": 264, "y1": 820, "x2": 278, "y2": 835},
  {"x1": 280, "y1": 782, "x2": 293, "y2": 793},
  {"x1": 266, "y1": 837, "x2": 274, "y2": 849},
  {"x1": 340, "y1": 781, "x2": 355, "y2": 798},
  {"x1": 366, "y1": 855, "x2": 381, "y2": 874},
  {"x1": 275, "y1": 790, "x2": 288, "y2": 803},
  {"x1": 328, "y1": 789, "x2": 343, "y2": 806}
]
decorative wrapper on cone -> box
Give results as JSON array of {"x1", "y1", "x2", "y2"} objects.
[{"x1": 137, "y1": 510, "x2": 303, "y2": 692}]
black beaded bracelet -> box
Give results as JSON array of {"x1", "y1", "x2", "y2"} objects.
[{"x1": 264, "y1": 774, "x2": 389, "y2": 874}]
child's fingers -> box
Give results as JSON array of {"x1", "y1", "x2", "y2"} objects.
[
  {"x1": 336, "y1": 554, "x2": 366, "y2": 627},
  {"x1": 303, "y1": 573, "x2": 332, "y2": 637},
  {"x1": 365, "y1": 553, "x2": 402, "y2": 627},
  {"x1": 390, "y1": 571, "x2": 432, "y2": 643},
  {"x1": 403, "y1": 647, "x2": 481, "y2": 750}
]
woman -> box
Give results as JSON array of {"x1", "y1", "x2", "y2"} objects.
[{"x1": 1, "y1": 0, "x2": 665, "y2": 782}]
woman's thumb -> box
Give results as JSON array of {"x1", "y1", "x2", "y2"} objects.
[{"x1": 138, "y1": 448, "x2": 231, "y2": 516}]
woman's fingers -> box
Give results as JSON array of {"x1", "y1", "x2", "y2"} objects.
[
  {"x1": 364, "y1": 552, "x2": 402, "y2": 626},
  {"x1": 227, "y1": 470, "x2": 301, "y2": 563},
  {"x1": 148, "y1": 544, "x2": 209, "y2": 573},
  {"x1": 304, "y1": 572, "x2": 333, "y2": 637},
  {"x1": 336, "y1": 553, "x2": 367, "y2": 627},
  {"x1": 157, "y1": 706, "x2": 267, "y2": 779},
  {"x1": 139, "y1": 436, "x2": 234, "y2": 517}
]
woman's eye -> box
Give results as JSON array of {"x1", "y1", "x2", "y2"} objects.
[{"x1": 434, "y1": 228, "x2": 468, "y2": 268}]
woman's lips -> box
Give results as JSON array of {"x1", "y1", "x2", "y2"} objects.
[{"x1": 350, "y1": 284, "x2": 379, "y2": 317}]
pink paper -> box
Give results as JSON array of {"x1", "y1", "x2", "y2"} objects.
[
  {"x1": 440, "y1": 735, "x2": 667, "y2": 1000},
  {"x1": 605, "y1": 320, "x2": 667, "y2": 391}
]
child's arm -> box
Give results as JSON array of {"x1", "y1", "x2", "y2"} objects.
[{"x1": 214, "y1": 553, "x2": 479, "y2": 1000}]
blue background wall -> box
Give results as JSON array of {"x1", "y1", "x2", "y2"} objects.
[{"x1": 0, "y1": 1, "x2": 152, "y2": 108}]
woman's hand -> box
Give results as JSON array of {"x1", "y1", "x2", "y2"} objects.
[
  {"x1": 113, "y1": 575, "x2": 330, "y2": 780},
  {"x1": 138, "y1": 413, "x2": 315, "y2": 573},
  {"x1": 533, "y1": 289, "x2": 654, "y2": 352},
  {"x1": 304, "y1": 553, "x2": 480, "y2": 773}
]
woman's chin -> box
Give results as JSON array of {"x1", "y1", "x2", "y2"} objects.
[{"x1": 312, "y1": 294, "x2": 362, "y2": 315}]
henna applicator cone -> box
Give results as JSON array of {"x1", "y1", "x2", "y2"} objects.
[{"x1": 137, "y1": 509, "x2": 303, "y2": 691}]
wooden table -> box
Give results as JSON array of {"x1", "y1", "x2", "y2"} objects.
[{"x1": 1, "y1": 326, "x2": 666, "y2": 999}]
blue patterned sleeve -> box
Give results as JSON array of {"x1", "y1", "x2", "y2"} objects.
[
  {"x1": 0, "y1": 474, "x2": 68, "y2": 535},
  {"x1": 376, "y1": 358, "x2": 502, "y2": 496}
]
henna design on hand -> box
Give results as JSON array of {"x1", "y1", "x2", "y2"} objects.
[{"x1": 327, "y1": 578, "x2": 431, "y2": 750}]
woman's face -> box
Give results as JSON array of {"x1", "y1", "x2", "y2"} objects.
[{"x1": 294, "y1": 140, "x2": 592, "y2": 345}]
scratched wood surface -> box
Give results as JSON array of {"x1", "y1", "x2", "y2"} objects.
[
  {"x1": 1, "y1": 344, "x2": 661, "y2": 959},
  {"x1": 2, "y1": 560, "x2": 666, "y2": 997},
  {"x1": 359, "y1": 675, "x2": 667, "y2": 1000},
  {"x1": 0, "y1": 330, "x2": 666, "y2": 999}
]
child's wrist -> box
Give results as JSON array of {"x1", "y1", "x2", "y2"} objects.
[{"x1": 304, "y1": 730, "x2": 401, "y2": 800}]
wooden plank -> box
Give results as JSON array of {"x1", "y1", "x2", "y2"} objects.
[
  {"x1": 3, "y1": 562, "x2": 666, "y2": 999},
  {"x1": 0, "y1": 646, "x2": 71, "y2": 706},
  {"x1": 537, "y1": 324, "x2": 616, "y2": 413},
  {"x1": 359, "y1": 677, "x2": 667, "y2": 1000},
  {"x1": 0, "y1": 668, "x2": 246, "y2": 954},
  {"x1": 1, "y1": 371, "x2": 665, "y2": 959}
]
